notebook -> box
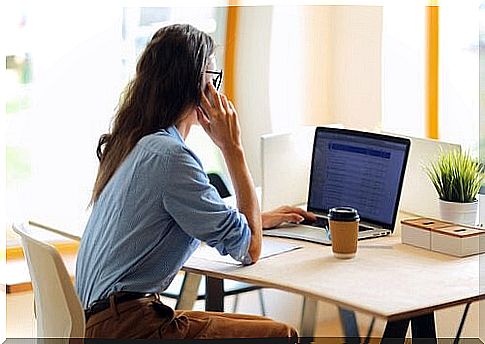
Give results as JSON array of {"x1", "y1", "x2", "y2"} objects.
[
  {"x1": 263, "y1": 127, "x2": 411, "y2": 245},
  {"x1": 193, "y1": 239, "x2": 302, "y2": 265}
]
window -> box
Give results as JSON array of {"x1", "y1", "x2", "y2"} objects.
[
  {"x1": 440, "y1": 0, "x2": 479, "y2": 154},
  {"x1": 382, "y1": 3, "x2": 425, "y2": 137},
  {"x1": 6, "y1": 4, "x2": 35, "y2": 229},
  {"x1": 122, "y1": 7, "x2": 229, "y2": 176},
  {"x1": 383, "y1": 1, "x2": 479, "y2": 157},
  {"x1": 480, "y1": 1, "x2": 485, "y2": 186},
  {"x1": 5, "y1": 5, "x2": 228, "y2": 239}
]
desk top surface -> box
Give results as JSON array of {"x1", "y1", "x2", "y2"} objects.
[
  {"x1": 183, "y1": 233, "x2": 483, "y2": 321},
  {"x1": 29, "y1": 212, "x2": 484, "y2": 321}
]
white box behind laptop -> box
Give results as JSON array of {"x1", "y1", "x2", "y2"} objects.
[
  {"x1": 262, "y1": 128, "x2": 462, "y2": 218},
  {"x1": 261, "y1": 125, "x2": 343, "y2": 212},
  {"x1": 397, "y1": 135, "x2": 461, "y2": 218},
  {"x1": 261, "y1": 127, "x2": 315, "y2": 211}
]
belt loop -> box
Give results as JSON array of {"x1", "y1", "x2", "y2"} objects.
[{"x1": 109, "y1": 294, "x2": 120, "y2": 320}]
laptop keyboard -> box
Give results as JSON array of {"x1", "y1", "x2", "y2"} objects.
[
  {"x1": 301, "y1": 217, "x2": 373, "y2": 232},
  {"x1": 301, "y1": 217, "x2": 328, "y2": 228},
  {"x1": 263, "y1": 216, "x2": 389, "y2": 245}
]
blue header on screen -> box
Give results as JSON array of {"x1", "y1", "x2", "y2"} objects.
[{"x1": 308, "y1": 129, "x2": 408, "y2": 227}]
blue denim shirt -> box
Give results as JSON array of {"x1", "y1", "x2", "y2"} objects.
[{"x1": 75, "y1": 126, "x2": 252, "y2": 308}]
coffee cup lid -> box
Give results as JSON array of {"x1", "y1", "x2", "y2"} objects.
[{"x1": 328, "y1": 207, "x2": 360, "y2": 222}]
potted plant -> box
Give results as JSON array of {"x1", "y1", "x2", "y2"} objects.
[{"x1": 425, "y1": 149, "x2": 485, "y2": 225}]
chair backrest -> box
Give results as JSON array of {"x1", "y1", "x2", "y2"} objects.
[
  {"x1": 207, "y1": 172, "x2": 232, "y2": 198},
  {"x1": 12, "y1": 223, "x2": 85, "y2": 338}
]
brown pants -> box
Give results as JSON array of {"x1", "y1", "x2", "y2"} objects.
[{"x1": 85, "y1": 294, "x2": 298, "y2": 341}]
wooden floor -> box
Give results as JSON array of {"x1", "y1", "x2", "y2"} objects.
[
  {"x1": 8, "y1": 286, "x2": 485, "y2": 340},
  {"x1": 7, "y1": 288, "x2": 387, "y2": 338}
]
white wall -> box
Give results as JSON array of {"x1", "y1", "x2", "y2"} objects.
[
  {"x1": 235, "y1": 5, "x2": 383, "y2": 187},
  {"x1": 328, "y1": 6, "x2": 382, "y2": 131},
  {"x1": 269, "y1": 5, "x2": 307, "y2": 133},
  {"x1": 300, "y1": 6, "x2": 333, "y2": 126},
  {"x1": 233, "y1": 6, "x2": 274, "y2": 187},
  {"x1": 300, "y1": 5, "x2": 383, "y2": 129}
]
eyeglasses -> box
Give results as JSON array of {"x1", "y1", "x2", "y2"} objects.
[{"x1": 205, "y1": 69, "x2": 223, "y2": 91}]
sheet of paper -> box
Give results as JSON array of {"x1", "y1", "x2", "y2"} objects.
[{"x1": 192, "y1": 239, "x2": 302, "y2": 265}]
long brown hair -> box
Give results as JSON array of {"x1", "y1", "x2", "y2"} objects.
[{"x1": 91, "y1": 24, "x2": 215, "y2": 204}]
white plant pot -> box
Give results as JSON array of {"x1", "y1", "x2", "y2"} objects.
[{"x1": 438, "y1": 199, "x2": 478, "y2": 226}]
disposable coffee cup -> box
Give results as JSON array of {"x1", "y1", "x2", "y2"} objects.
[{"x1": 328, "y1": 207, "x2": 360, "y2": 259}]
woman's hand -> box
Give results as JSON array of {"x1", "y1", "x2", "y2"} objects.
[
  {"x1": 262, "y1": 206, "x2": 317, "y2": 229},
  {"x1": 197, "y1": 82, "x2": 242, "y2": 154}
]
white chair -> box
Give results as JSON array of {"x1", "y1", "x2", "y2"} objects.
[{"x1": 12, "y1": 223, "x2": 85, "y2": 338}]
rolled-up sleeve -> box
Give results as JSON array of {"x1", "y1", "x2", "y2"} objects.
[{"x1": 162, "y1": 145, "x2": 252, "y2": 264}]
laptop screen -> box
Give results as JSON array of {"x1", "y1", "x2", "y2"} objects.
[{"x1": 308, "y1": 128, "x2": 410, "y2": 229}]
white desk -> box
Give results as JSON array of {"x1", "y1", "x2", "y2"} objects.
[
  {"x1": 28, "y1": 210, "x2": 484, "y2": 342},
  {"x1": 185, "y1": 234, "x2": 482, "y2": 321}
]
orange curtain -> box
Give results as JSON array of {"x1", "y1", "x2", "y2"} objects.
[
  {"x1": 425, "y1": 2, "x2": 439, "y2": 139},
  {"x1": 224, "y1": 4, "x2": 239, "y2": 102}
]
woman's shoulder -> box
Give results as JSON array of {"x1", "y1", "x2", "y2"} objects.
[
  {"x1": 132, "y1": 129, "x2": 205, "y2": 180},
  {"x1": 137, "y1": 129, "x2": 199, "y2": 163},
  {"x1": 138, "y1": 130, "x2": 182, "y2": 154}
]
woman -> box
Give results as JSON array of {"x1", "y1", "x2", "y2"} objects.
[{"x1": 75, "y1": 24, "x2": 315, "y2": 340}]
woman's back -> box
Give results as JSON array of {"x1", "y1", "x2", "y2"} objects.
[
  {"x1": 76, "y1": 128, "x2": 200, "y2": 307},
  {"x1": 76, "y1": 126, "x2": 253, "y2": 308}
]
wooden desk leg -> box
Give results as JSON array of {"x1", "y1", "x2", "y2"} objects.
[
  {"x1": 300, "y1": 296, "x2": 317, "y2": 338},
  {"x1": 175, "y1": 272, "x2": 202, "y2": 310},
  {"x1": 411, "y1": 312, "x2": 436, "y2": 343},
  {"x1": 205, "y1": 276, "x2": 224, "y2": 312},
  {"x1": 338, "y1": 307, "x2": 360, "y2": 344},
  {"x1": 381, "y1": 319, "x2": 410, "y2": 344}
]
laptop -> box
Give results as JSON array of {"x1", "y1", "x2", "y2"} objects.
[{"x1": 263, "y1": 127, "x2": 411, "y2": 245}]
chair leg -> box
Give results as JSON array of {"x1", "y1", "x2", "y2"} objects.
[
  {"x1": 175, "y1": 272, "x2": 202, "y2": 310},
  {"x1": 300, "y1": 296, "x2": 318, "y2": 338},
  {"x1": 454, "y1": 303, "x2": 471, "y2": 344},
  {"x1": 339, "y1": 307, "x2": 360, "y2": 343},
  {"x1": 232, "y1": 294, "x2": 239, "y2": 313},
  {"x1": 205, "y1": 277, "x2": 224, "y2": 311},
  {"x1": 258, "y1": 289, "x2": 266, "y2": 316},
  {"x1": 363, "y1": 317, "x2": 376, "y2": 344}
]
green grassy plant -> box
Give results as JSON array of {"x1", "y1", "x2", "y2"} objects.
[{"x1": 424, "y1": 150, "x2": 485, "y2": 203}]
